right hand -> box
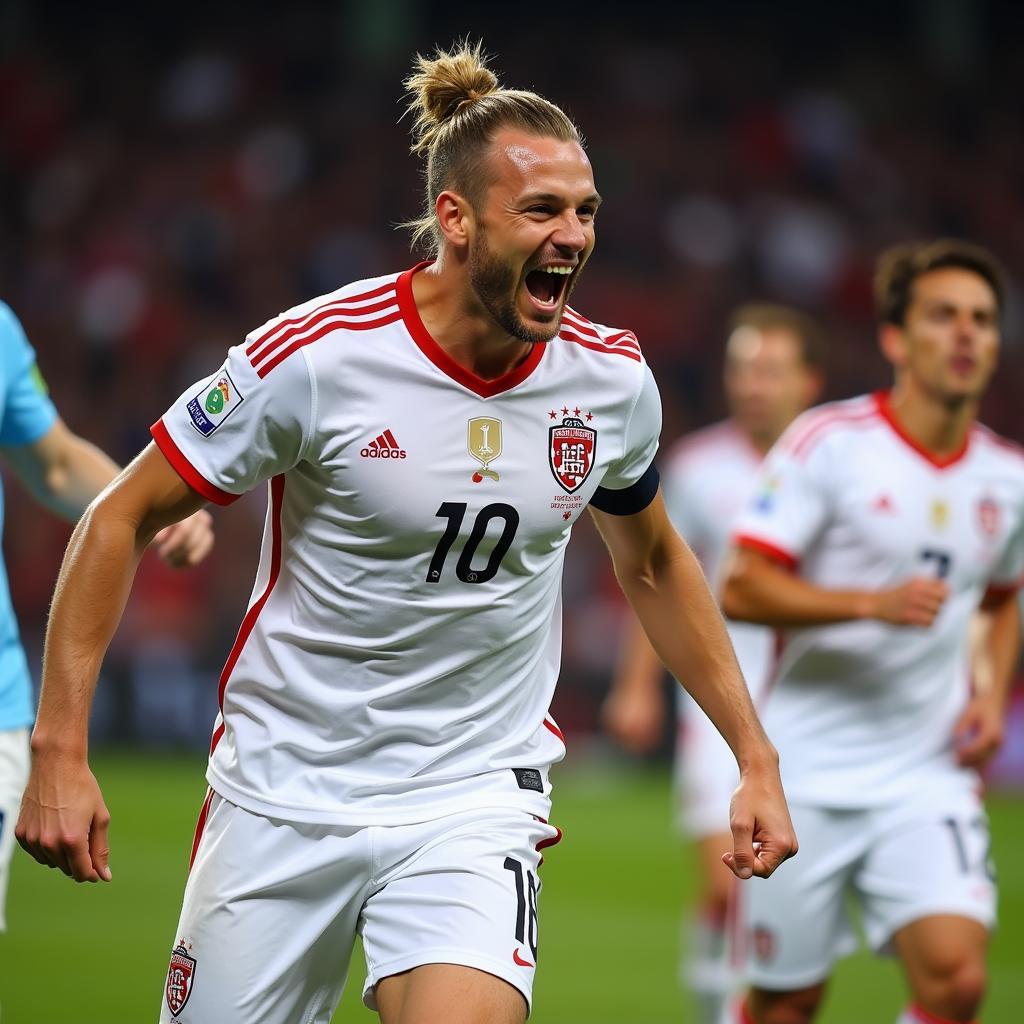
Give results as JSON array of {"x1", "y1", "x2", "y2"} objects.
[
  {"x1": 15, "y1": 747, "x2": 112, "y2": 883},
  {"x1": 601, "y1": 685, "x2": 665, "y2": 754},
  {"x1": 869, "y1": 576, "x2": 949, "y2": 627}
]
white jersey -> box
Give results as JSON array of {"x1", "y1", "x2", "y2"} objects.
[
  {"x1": 664, "y1": 421, "x2": 774, "y2": 697},
  {"x1": 732, "y1": 392, "x2": 1024, "y2": 807},
  {"x1": 153, "y1": 265, "x2": 661, "y2": 826}
]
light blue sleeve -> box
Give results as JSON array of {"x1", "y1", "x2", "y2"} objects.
[{"x1": 0, "y1": 301, "x2": 59, "y2": 446}]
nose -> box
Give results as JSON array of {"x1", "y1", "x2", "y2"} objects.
[{"x1": 551, "y1": 212, "x2": 588, "y2": 254}]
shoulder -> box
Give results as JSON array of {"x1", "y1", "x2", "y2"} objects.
[
  {"x1": 0, "y1": 300, "x2": 30, "y2": 353},
  {"x1": 666, "y1": 420, "x2": 747, "y2": 473},
  {"x1": 244, "y1": 272, "x2": 404, "y2": 379},
  {"x1": 778, "y1": 394, "x2": 881, "y2": 461},
  {"x1": 556, "y1": 306, "x2": 643, "y2": 366},
  {"x1": 971, "y1": 422, "x2": 1024, "y2": 474}
]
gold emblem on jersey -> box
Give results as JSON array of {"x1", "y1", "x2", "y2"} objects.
[
  {"x1": 468, "y1": 417, "x2": 502, "y2": 482},
  {"x1": 930, "y1": 498, "x2": 950, "y2": 530}
]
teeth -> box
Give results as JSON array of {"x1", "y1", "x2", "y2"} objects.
[{"x1": 540, "y1": 266, "x2": 573, "y2": 275}]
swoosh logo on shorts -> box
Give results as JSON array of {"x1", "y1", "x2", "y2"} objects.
[{"x1": 513, "y1": 948, "x2": 534, "y2": 968}]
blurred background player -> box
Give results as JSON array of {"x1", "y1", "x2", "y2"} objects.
[
  {"x1": 0, "y1": 300, "x2": 213, "y2": 935},
  {"x1": 603, "y1": 304, "x2": 824, "y2": 1024},
  {"x1": 723, "y1": 239, "x2": 1023, "y2": 1024}
]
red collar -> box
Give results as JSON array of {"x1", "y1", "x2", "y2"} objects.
[{"x1": 873, "y1": 390, "x2": 971, "y2": 469}]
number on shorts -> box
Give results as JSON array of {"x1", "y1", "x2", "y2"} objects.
[
  {"x1": 943, "y1": 816, "x2": 995, "y2": 881},
  {"x1": 503, "y1": 856, "x2": 539, "y2": 960}
]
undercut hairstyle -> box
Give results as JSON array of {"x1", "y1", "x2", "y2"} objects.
[
  {"x1": 402, "y1": 40, "x2": 582, "y2": 254},
  {"x1": 874, "y1": 239, "x2": 1007, "y2": 326},
  {"x1": 729, "y1": 303, "x2": 827, "y2": 371}
]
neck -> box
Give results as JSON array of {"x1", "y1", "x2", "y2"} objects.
[
  {"x1": 411, "y1": 256, "x2": 535, "y2": 381},
  {"x1": 886, "y1": 378, "x2": 977, "y2": 457}
]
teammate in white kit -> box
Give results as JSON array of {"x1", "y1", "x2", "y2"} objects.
[
  {"x1": 721, "y1": 240, "x2": 1023, "y2": 1024},
  {"x1": 16, "y1": 43, "x2": 796, "y2": 1024},
  {"x1": 603, "y1": 305, "x2": 824, "y2": 1024}
]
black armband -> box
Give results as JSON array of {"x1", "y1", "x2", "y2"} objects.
[{"x1": 588, "y1": 462, "x2": 660, "y2": 516}]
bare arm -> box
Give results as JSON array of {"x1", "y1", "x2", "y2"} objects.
[
  {"x1": 601, "y1": 614, "x2": 667, "y2": 754},
  {"x1": 590, "y1": 492, "x2": 797, "y2": 878},
  {"x1": 955, "y1": 588, "x2": 1022, "y2": 767},
  {"x1": 721, "y1": 545, "x2": 949, "y2": 629},
  {"x1": 16, "y1": 444, "x2": 207, "y2": 882},
  {"x1": 4, "y1": 419, "x2": 214, "y2": 567}
]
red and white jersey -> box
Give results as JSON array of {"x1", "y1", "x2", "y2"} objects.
[
  {"x1": 152, "y1": 264, "x2": 661, "y2": 825},
  {"x1": 663, "y1": 421, "x2": 774, "y2": 698},
  {"x1": 732, "y1": 392, "x2": 1024, "y2": 807}
]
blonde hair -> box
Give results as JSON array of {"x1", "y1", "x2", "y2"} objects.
[{"x1": 402, "y1": 41, "x2": 582, "y2": 254}]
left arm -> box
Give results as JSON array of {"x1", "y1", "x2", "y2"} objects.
[
  {"x1": 955, "y1": 587, "x2": 1022, "y2": 767},
  {"x1": 3, "y1": 418, "x2": 213, "y2": 567},
  {"x1": 591, "y1": 491, "x2": 797, "y2": 879}
]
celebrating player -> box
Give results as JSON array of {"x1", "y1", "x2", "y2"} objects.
[
  {"x1": 16, "y1": 43, "x2": 796, "y2": 1024},
  {"x1": 603, "y1": 304, "x2": 824, "y2": 1024},
  {"x1": 0, "y1": 301, "x2": 213, "y2": 937},
  {"x1": 722, "y1": 240, "x2": 1022, "y2": 1024}
]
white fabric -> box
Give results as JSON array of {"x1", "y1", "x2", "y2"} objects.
[
  {"x1": 740, "y1": 784, "x2": 996, "y2": 991},
  {"x1": 155, "y1": 266, "x2": 660, "y2": 826},
  {"x1": 162, "y1": 793, "x2": 559, "y2": 1022},
  {"x1": 0, "y1": 726, "x2": 30, "y2": 931},
  {"x1": 661, "y1": 422, "x2": 775, "y2": 836},
  {"x1": 731, "y1": 393, "x2": 1024, "y2": 807}
]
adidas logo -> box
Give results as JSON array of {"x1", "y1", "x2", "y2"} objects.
[{"x1": 360, "y1": 429, "x2": 407, "y2": 459}]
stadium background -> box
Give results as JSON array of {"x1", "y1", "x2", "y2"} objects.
[{"x1": 2, "y1": 1, "x2": 1024, "y2": 1020}]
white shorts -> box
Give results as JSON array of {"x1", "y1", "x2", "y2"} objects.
[
  {"x1": 739, "y1": 786, "x2": 997, "y2": 990},
  {"x1": 161, "y1": 792, "x2": 561, "y2": 1023},
  {"x1": 0, "y1": 727, "x2": 31, "y2": 933},
  {"x1": 674, "y1": 690, "x2": 737, "y2": 839}
]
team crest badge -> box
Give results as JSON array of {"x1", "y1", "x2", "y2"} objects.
[
  {"x1": 978, "y1": 496, "x2": 1000, "y2": 537},
  {"x1": 468, "y1": 417, "x2": 502, "y2": 482},
  {"x1": 549, "y1": 414, "x2": 596, "y2": 493},
  {"x1": 165, "y1": 943, "x2": 197, "y2": 1016},
  {"x1": 187, "y1": 367, "x2": 244, "y2": 438},
  {"x1": 752, "y1": 926, "x2": 776, "y2": 963}
]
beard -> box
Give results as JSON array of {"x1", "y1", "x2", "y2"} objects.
[{"x1": 468, "y1": 231, "x2": 563, "y2": 344}]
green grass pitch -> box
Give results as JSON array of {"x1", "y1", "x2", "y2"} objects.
[{"x1": 4, "y1": 750, "x2": 1023, "y2": 1022}]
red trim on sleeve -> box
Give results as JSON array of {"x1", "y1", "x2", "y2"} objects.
[
  {"x1": 150, "y1": 419, "x2": 240, "y2": 507},
  {"x1": 983, "y1": 581, "x2": 1021, "y2": 607},
  {"x1": 734, "y1": 534, "x2": 799, "y2": 571},
  {"x1": 397, "y1": 263, "x2": 545, "y2": 397}
]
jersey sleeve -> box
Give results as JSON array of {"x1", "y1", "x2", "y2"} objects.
[
  {"x1": 0, "y1": 302, "x2": 58, "y2": 446},
  {"x1": 151, "y1": 340, "x2": 314, "y2": 505},
  {"x1": 986, "y1": 519, "x2": 1024, "y2": 594},
  {"x1": 589, "y1": 361, "x2": 662, "y2": 515},
  {"x1": 730, "y1": 428, "x2": 831, "y2": 568}
]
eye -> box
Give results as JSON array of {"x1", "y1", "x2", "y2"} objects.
[
  {"x1": 577, "y1": 205, "x2": 597, "y2": 220},
  {"x1": 527, "y1": 205, "x2": 554, "y2": 216}
]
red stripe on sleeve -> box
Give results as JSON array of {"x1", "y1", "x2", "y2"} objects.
[
  {"x1": 150, "y1": 420, "x2": 240, "y2": 507},
  {"x1": 734, "y1": 534, "x2": 799, "y2": 571}
]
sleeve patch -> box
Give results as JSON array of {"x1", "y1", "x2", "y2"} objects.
[
  {"x1": 589, "y1": 462, "x2": 660, "y2": 516},
  {"x1": 187, "y1": 368, "x2": 245, "y2": 437}
]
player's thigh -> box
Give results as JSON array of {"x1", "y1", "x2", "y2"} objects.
[
  {"x1": 361, "y1": 808, "x2": 560, "y2": 1019},
  {"x1": 376, "y1": 963, "x2": 526, "y2": 1024},
  {"x1": 739, "y1": 804, "x2": 863, "y2": 991},
  {"x1": 160, "y1": 792, "x2": 369, "y2": 1024},
  {"x1": 0, "y1": 727, "x2": 30, "y2": 932},
  {"x1": 891, "y1": 913, "x2": 988, "y2": 1008},
  {"x1": 693, "y1": 832, "x2": 736, "y2": 913},
  {"x1": 857, "y1": 788, "x2": 996, "y2": 956}
]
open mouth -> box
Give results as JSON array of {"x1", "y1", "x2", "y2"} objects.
[{"x1": 524, "y1": 266, "x2": 573, "y2": 309}]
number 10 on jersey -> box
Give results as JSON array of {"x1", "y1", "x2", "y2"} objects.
[{"x1": 426, "y1": 502, "x2": 520, "y2": 584}]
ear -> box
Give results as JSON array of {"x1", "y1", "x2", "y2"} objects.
[
  {"x1": 878, "y1": 323, "x2": 907, "y2": 370},
  {"x1": 435, "y1": 190, "x2": 474, "y2": 249},
  {"x1": 802, "y1": 368, "x2": 825, "y2": 406}
]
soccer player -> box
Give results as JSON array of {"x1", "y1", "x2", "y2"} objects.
[
  {"x1": 603, "y1": 305, "x2": 824, "y2": 1024},
  {"x1": 16, "y1": 43, "x2": 796, "y2": 1024},
  {"x1": 722, "y1": 239, "x2": 1023, "y2": 1024},
  {"x1": 0, "y1": 300, "x2": 213, "y2": 935}
]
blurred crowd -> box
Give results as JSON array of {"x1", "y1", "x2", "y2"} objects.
[{"x1": 2, "y1": 2, "x2": 1022, "y2": 765}]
